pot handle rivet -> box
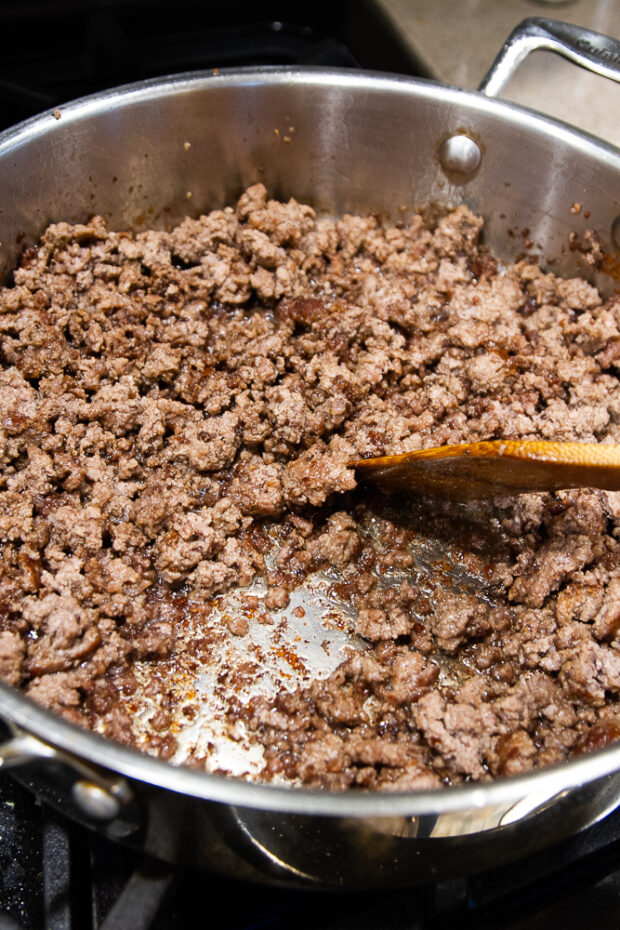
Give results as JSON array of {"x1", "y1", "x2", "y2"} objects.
[
  {"x1": 72, "y1": 779, "x2": 122, "y2": 821},
  {"x1": 438, "y1": 134, "x2": 482, "y2": 178},
  {"x1": 611, "y1": 216, "x2": 620, "y2": 250}
]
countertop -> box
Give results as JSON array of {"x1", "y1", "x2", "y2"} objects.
[{"x1": 376, "y1": 0, "x2": 620, "y2": 147}]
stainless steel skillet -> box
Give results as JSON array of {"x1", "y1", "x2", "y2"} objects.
[{"x1": 0, "y1": 17, "x2": 619, "y2": 889}]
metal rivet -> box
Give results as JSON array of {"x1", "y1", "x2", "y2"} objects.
[
  {"x1": 72, "y1": 779, "x2": 121, "y2": 821},
  {"x1": 438, "y1": 134, "x2": 482, "y2": 178},
  {"x1": 612, "y1": 216, "x2": 620, "y2": 250}
]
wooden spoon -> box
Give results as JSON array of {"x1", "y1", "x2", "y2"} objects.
[{"x1": 352, "y1": 440, "x2": 620, "y2": 500}]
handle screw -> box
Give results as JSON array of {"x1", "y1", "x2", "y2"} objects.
[
  {"x1": 72, "y1": 779, "x2": 121, "y2": 821},
  {"x1": 438, "y1": 134, "x2": 482, "y2": 180}
]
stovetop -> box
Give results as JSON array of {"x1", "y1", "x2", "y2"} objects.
[
  {"x1": 0, "y1": 0, "x2": 425, "y2": 132},
  {"x1": 3, "y1": 769, "x2": 620, "y2": 930},
  {"x1": 0, "y1": 3, "x2": 619, "y2": 928}
]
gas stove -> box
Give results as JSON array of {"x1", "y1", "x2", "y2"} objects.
[
  {"x1": 0, "y1": 3, "x2": 619, "y2": 929},
  {"x1": 3, "y1": 769, "x2": 620, "y2": 930}
]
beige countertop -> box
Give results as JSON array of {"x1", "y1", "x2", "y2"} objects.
[{"x1": 377, "y1": 0, "x2": 620, "y2": 147}]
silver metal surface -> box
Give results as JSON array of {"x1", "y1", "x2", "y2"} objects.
[
  {"x1": 478, "y1": 16, "x2": 620, "y2": 98},
  {"x1": 126, "y1": 566, "x2": 362, "y2": 778},
  {"x1": 0, "y1": 728, "x2": 57, "y2": 769},
  {"x1": 72, "y1": 779, "x2": 122, "y2": 821},
  {"x1": 123, "y1": 529, "x2": 493, "y2": 779},
  {"x1": 0, "y1": 18, "x2": 619, "y2": 886},
  {"x1": 0, "y1": 723, "x2": 133, "y2": 812},
  {"x1": 437, "y1": 133, "x2": 482, "y2": 178}
]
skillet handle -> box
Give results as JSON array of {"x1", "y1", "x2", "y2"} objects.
[
  {"x1": 479, "y1": 17, "x2": 620, "y2": 97},
  {"x1": 0, "y1": 722, "x2": 133, "y2": 821}
]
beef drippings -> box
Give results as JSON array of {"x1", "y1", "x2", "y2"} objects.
[{"x1": 1, "y1": 183, "x2": 620, "y2": 789}]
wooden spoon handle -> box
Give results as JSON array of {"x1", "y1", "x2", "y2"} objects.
[{"x1": 353, "y1": 440, "x2": 620, "y2": 499}]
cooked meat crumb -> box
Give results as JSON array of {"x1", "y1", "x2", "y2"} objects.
[{"x1": 1, "y1": 183, "x2": 620, "y2": 789}]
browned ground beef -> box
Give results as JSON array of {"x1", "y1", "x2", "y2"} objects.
[{"x1": 1, "y1": 182, "x2": 620, "y2": 789}]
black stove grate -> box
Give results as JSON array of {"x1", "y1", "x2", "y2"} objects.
[{"x1": 3, "y1": 770, "x2": 620, "y2": 930}]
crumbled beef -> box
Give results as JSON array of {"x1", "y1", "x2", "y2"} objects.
[
  {"x1": 0, "y1": 631, "x2": 25, "y2": 687},
  {"x1": 1, "y1": 184, "x2": 620, "y2": 790},
  {"x1": 264, "y1": 586, "x2": 290, "y2": 611}
]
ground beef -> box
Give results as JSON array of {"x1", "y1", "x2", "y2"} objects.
[{"x1": 1, "y1": 183, "x2": 620, "y2": 789}]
